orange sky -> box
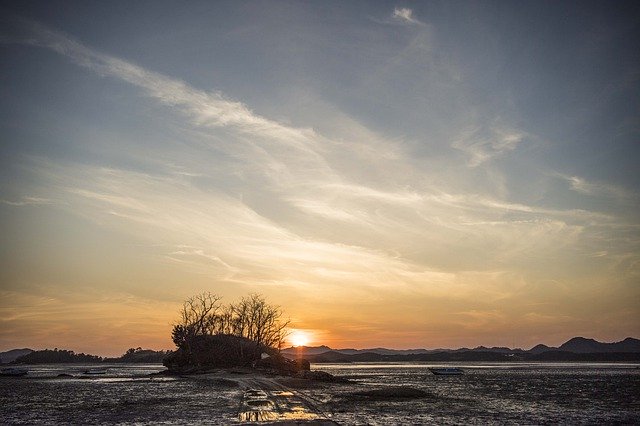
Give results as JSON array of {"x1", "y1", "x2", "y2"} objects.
[{"x1": 1, "y1": 4, "x2": 639, "y2": 357}]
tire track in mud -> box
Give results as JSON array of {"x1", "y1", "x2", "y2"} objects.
[{"x1": 236, "y1": 377, "x2": 337, "y2": 424}]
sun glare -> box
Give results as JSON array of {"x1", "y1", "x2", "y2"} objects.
[{"x1": 289, "y1": 330, "x2": 311, "y2": 347}]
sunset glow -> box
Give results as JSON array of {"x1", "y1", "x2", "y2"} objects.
[
  {"x1": 0, "y1": 2, "x2": 638, "y2": 357},
  {"x1": 288, "y1": 330, "x2": 312, "y2": 348}
]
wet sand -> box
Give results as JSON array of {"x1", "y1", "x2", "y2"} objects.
[
  {"x1": 1, "y1": 366, "x2": 342, "y2": 425},
  {"x1": 186, "y1": 370, "x2": 338, "y2": 424},
  {"x1": 2, "y1": 363, "x2": 639, "y2": 424}
]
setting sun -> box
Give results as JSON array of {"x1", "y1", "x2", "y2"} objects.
[{"x1": 289, "y1": 330, "x2": 311, "y2": 347}]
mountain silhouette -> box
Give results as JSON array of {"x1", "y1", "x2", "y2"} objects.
[
  {"x1": 0, "y1": 348, "x2": 33, "y2": 364},
  {"x1": 281, "y1": 337, "x2": 640, "y2": 358},
  {"x1": 558, "y1": 337, "x2": 640, "y2": 353}
]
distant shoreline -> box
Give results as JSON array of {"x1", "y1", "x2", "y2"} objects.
[
  {"x1": 282, "y1": 336, "x2": 640, "y2": 363},
  {"x1": 300, "y1": 351, "x2": 640, "y2": 364},
  {"x1": 3, "y1": 336, "x2": 639, "y2": 365}
]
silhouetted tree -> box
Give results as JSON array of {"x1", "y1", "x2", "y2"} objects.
[
  {"x1": 171, "y1": 292, "x2": 222, "y2": 350},
  {"x1": 234, "y1": 293, "x2": 289, "y2": 351},
  {"x1": 171, "y1": 292, "x2": 289, "y2": 358}
]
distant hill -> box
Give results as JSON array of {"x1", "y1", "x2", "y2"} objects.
[
  {"x1": 557, "y1": 337, "x2": 640, "y2": 353},
  {"x1": 281, "y1": 345, "x2": 434, "y2": 357},
  {"x1": 281, "y1": 345, "x2": 334, "y2": 356},
  {"x1": 13, "y1": 349, "x2": 102, "y2": 364},
  {"x1": 0, "y1": 348, "x2": 33, "y2": 364},
  {"x1": 302, "y1": 349, "x2": 640, "y2": 363},
  {"x1": 338, "y1": 347, "x2": 434, "y2": 356},
  {"x1": 524, "y1": 337, "x2": 640, "y2": 354},
  {"x1": 529, "y1": 344, "x2": 552, "y2": 354},
  {"x1": 4, "y1": 337, "x2": 638, "y2": 365},
  {"x1": 281, "y1": 337, "x2": 640, "y2": 361},
  {"x1": 104, "y1": 348, "x2": 172, "y2": 363}
]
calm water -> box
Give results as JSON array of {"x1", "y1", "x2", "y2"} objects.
[{"x1": 1, "y1": 362, "x2": 639, "y2": 424}]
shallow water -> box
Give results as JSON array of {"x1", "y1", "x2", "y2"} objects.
[
  {"x1": 314, "y1": 362, "x2": 640, "y2": 425},
  {"x1": 0, "y1": 364, "x2": 238, "y2": 424},
  {"x1": 1, "y1": 362, "x2": 638, "y2": 424}
]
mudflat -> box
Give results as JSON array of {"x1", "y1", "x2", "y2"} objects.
[{"x1": 2, "y1": 363, "x2": 639, "y2": 424}]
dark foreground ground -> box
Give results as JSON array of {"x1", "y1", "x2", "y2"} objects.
[{"x1": 1, "y1": 362, "x2": 639, "y2": 424}]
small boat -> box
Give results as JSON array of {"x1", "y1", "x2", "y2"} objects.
[
  {"x1": 429, "y1": 367, "x2": 464, "y2": 375},
  {"x1": 83, "y1": 368, "x2": 107, "y2": 375},
  {"x1": 1, "y1": 367, "x2": 28, "y2": 376}
]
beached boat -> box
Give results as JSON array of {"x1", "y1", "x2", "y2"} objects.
[
  {"x1": 83, "y1": 368, "x2": 107, "y2": 375},
  {"x1": 1, "y1": 367, "x2": 28, "y2": 376},
  {"x1": 429, "y1": 367, "x2": 463, "y2": 375}
]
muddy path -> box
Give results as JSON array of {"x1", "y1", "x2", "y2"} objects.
[{"x1": 235, "y1": 376, "x2": 338, "y2": 425}]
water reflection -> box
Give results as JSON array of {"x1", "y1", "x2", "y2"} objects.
[{"x1": 238, "y1": 410, "x2": 279, "y2": 421}]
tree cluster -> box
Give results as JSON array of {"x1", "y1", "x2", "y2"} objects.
[
  {"x1": 13, "y1": 348, "x2": 102, "y2": 364},
  {"x1": 102, "y1": 348, "x2": 172, "y2": 363},
  {"x1": 171, "y1": 293, "x2": 289, "y2": 355}
]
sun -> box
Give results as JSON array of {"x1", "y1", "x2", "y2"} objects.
[{"x1": 289, "y1": 330, "x2": 311, "y2": 347}]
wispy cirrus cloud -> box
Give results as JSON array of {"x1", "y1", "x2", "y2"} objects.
[
  {"x1": 1, "y1": 196, "x2": 55, "y2": 206},
  {"x1": 3, "y1": 16, "x2": 639, "y2": 351},
  {"x1": 557, "y1": 174, "x2": 636, "y2": 200},
  {"x1": 452, "y1": 124, "x2": 525, "y2": 167},
  {"x1": 8, "y1": 19, "x2": 633, "y2": 274},
  {"x1": 391, "y1": 7, "x2": 424, "y2": 26},
  {"x1": 5, "y1": 19, "x2": 318, "y2": 152}
]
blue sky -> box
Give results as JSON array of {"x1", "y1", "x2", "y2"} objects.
[{"x1": 1, "y1": 1, "x2": 638, "y2": 355}]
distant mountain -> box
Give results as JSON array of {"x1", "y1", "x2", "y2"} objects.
[
  {"x1": 305, "y1": 350, "x2": 640, "y2": 363},
  {"x1": 3, "y1": 337, "x2": 637, "y2": 365},
  {"x1": 300, "y1": 340, "x2": 640, "y2": 363},
  {"x1": 281, "y1": 337, "x2": 640, "y2": 360},
  {"x1": 558, "y1": 337, "x2": 640, "y2": 353},
  {"x1": 343, "y1": 347, "x2": 434, "y2": 356},
  {"x1": 460, "y1": 346, "x2": 526, "y2": 354},
  {"x1": 529, "y1": 344, "x2": 552, "y2": 354},
  {"x1": 0, "y1": 348, "x2": 33, "y2": 364},
  {"x1": 559, "y1": 337, "x2": 604, "y2": 353},
  {"x1": 282, "y1": 346, "x2": 440, "y2": 357},
  {"x1": 281, "y1": 345, "x2": 334, "y2": 356}
]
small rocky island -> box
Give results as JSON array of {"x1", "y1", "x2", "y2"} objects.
[
  {"x1": 163, "y1": 333, "x2": 309, "y2": 374},
  {"x1": 162, "y1": 292, "x2": 342, "y2": 383}
]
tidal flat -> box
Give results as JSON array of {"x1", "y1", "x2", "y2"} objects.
[{"x1": 1, "y1": 363, "x2": 639, "y2": 424}]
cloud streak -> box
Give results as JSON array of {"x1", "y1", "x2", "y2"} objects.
[
  {"x1": 392, "y1": 7, "x2": 424, "y2": 26},
  {"x1": 9, "y1": 19, "x2": 319, "y2": 152},
  {"x1": 558, "y1": 174, "x2": 636, "y2": 201},
  {"x1": 452, "y1": 125, "x2": 525, "y2": 167},
  {"x1": 1, "y1": 196, "x2": 54, "y2": 206},
  {"x1": 2, "y1": 14, "x2": 638, "y2": 350}
]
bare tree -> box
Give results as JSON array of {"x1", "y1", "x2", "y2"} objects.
[
  {"x1": 237, "y1": 293, "x2": 289, "y2": 350},
  {"x1": 171, "y1": 292, "x2": 222, "y2": 349},
  {"x1": 171, "y1": 292, "x2": 289, "y2": 357}
]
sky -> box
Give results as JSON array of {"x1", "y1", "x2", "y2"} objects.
[{"x1": 1, "y1": 1, "x2": 639, "y2": 356}]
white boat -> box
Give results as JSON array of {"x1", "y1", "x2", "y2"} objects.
[
  {"x1": 83, "y1": 368, "x2": 107, "y2": 375},
  {"x1": 1, "y1": 367, "x2": 28, "y2": 376},
  {"x1": 429, "y1": 367, "x2": 464, "y2": 375}
]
